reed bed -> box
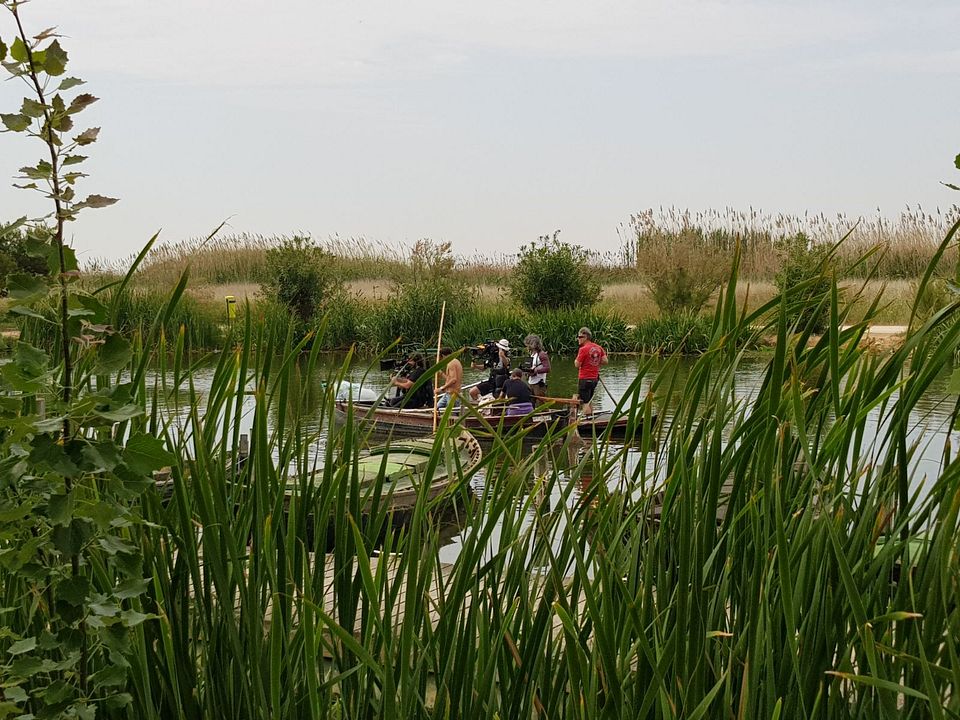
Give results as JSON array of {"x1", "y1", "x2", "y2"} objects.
[
  {"x1": 6, "y1": 229, "x2": 960, "y2": 717},
  {"x1": 626, "y1": 205, "x2": 959, "y2": 280}
]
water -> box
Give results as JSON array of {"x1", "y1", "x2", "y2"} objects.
[{"x1": 159, "y1": 353, "x2": 959, "y2": 562}]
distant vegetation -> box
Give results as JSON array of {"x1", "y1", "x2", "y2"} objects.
[{"x1": 35, "y1": 204, "x2": 949, "y2": 354}]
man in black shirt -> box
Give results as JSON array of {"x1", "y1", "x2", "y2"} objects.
[
  {"x1": 389, "y1": 354, "x2": 432, "y2": 409},
  {"x1": 503, "y1": 368, "x2": 534, "y2": 416}
]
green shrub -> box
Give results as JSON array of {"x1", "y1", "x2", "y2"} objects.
[
  {"x1": 444, "y1": 304, "x2": 528, "y2": 351},
  {"x1": 774, "y1": 232, "x2": 833, "y2": 333},
  {"x1": 510, "y1": 232, "x2": 601, "y2": 311},
  {"x1": 260, "y1": 236, "x2": 340, "y2": 328},
  {"x1": 369, "y1": 240, "x2": 478, "y2": 348}
]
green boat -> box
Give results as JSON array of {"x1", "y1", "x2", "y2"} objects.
[{"x1": 306, "y1": 430, "x2": 483, "y2": 512}]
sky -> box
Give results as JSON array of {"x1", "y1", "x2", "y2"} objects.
[{"x1": 1, "y1": 0, "x2": 958, "y2": 264}]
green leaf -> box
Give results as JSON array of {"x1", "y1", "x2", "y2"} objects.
[
  {"x1": 13, "y1": 342, "x2": 50, "y2": 376},
  {"x1": 92, "y1": 404, "x2": 143, "y2": 423},
  {"x1": 3, "y1": 686, "x2": 28, "y2": 704},
  {"x1": 43, "y1": 39, "x2": 68, "y2": 76},
  {"x1": 52, "y1": 519, "x2": 94, "y2": 555},
  {"x1": 96, "y1": 334, "x2": 132, "y2": 373},
  {"x1": 59, "y1": 76, "x2": 84, "y2": 91},
  {"x1": 10, "y1": 37, "x2": 28, "y2": 63},
  {"x1": 10, "y1": 656, "x2": 45, "y2": 678},
  {"x1": 1, "y1": 113, "x2": 31, "y2": 132},
  {"x1": 955, "y1": 153, "x2": 960, "y2": 170},
  {"x1": 81, "y1": 441, "x2": 121, "y2": 472},
  {"x1": 91, "y1": 664, "x2": 127, "y2": 689},
  {"x1": 62, "y1": 154, "x2": 87, "y2": 166},
  {"x1": 114, "y1": 577, "x2": 149, "y2": 600},
  {"x1": 120, "y1": 609, "x2": 154, "y2": 627},
  {"x1": 8, "y1": 305, "x2": 50, "y2": 321},
  {"x1": 98, "y1": 534, "x2": 135, "y2": 556},
  {"x1": 58, "y1": 575, "x2": 90, "y2": 606},
  {"x1": 67, "y1": 93, "x2": 97, "y2": 114},
  {"x1": 20, "y1": 98, "x2": 46, "y2": 118},
  {"x1": 6, "y1": 273, "x2": 48, "y2": 302},
  {"x1": 47, "y1": 492, "x2": 75, "y2": 525},
  {"x1": 122, "y1": 433, "x2": 175, "y2": 475},
  {"x1": 29, "y1": 434, "x2": 80, "y2": 476},
  {"x1": 0, "y1": 38, "x2": 7, "y2": 63},
  {"x1": 7, "y1": 637, "x2": 37, "y2": 655}
]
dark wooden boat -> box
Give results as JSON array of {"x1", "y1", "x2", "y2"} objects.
[{"x1": 334, "y1": 400, "x2": 651, "y2": 442}]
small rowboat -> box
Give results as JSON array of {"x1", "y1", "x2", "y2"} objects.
[
  {"x1": 334, "y1": 400, "x2": 650, "y2": 442},
  {"x1": 313, "y1": 429, "x2": 483, "y2": 511}
]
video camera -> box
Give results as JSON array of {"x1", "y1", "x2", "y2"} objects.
[
  {"x1": 469, "y1": 340, "x2": 501, "y2": 368},
  {"x1": 518, "y1": 358, "x2": 534, "y2": 374}
]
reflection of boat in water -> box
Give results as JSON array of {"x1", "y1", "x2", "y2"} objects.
[{"x1": 334, "y1": 400, "x2": 653, "y2": 441}]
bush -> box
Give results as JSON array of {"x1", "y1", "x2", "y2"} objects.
[
  {"x1": 510, "y1": 232, "x2": 601, "y2": 311},
  {"x1": 634, "y1": 228, "x2": 729, "y2": 314},
  {"x1": 369, "y1": 240, "x2": 478, "y2": 348},
  {"x1": 774, "y1": 233, "x2": 833, "y2": 333},
  {"x1": 260, "y1": 236, "x2": 339, "y2": 328}
]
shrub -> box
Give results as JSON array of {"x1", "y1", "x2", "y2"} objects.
[
  {"x1": 369, "y1": 240, "x2": 478, "y2": 348},
  {"x1": 527, "y1": 307, "x2": 630, "y2": 353},
  {"x1": 634, "y1": 227, "x2": 729, "y2": 314},
  {"x1": 774, "y1": 232, "x2": 833, "y2": 333},
  {"x1": 260, "y1": 236, "x2": 339, "y2": 328},
  {"x1": 510, "y1": 232, "x2": 601, "y2": 311}
]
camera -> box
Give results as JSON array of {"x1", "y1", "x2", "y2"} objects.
[
  {"x1": 518, "y1": 359, "x2": 534, "y2": 373},
  {"x1": 469, "y1": 341, "x2": 500, "y2": 368}
]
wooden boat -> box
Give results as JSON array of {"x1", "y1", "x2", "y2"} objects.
[
  {"x1": 303, "y1": 430, "x2": 483, "y2": 511},
  {"x1": 155, "y1": 431, "x2": 482, "y2": 514},
  {"x1": 334, "y1": 400, "x2": 651, "y2": 441}
]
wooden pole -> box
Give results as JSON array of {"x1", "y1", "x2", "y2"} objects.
[{"x1": 433, "y1": 301, "x2": 447, "y2": 433}]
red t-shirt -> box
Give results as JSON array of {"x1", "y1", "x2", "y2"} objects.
[{"x1": 576, "y1": 341, "x2": 605, "y2": 380}]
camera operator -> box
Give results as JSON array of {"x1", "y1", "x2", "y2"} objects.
[
  {"x1": 388, "y1": 353, "x2": 432, "y2": 409},
  {"x1": 468, "y1": 338, "x2": 511, "y2": 403},
  {"x1": 522, "y1": 333, "x2": 550, "y2": 399}
]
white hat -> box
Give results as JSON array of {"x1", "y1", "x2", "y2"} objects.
[{"x1": 496, "y1": 338, "x2": 510, "y2": 351}]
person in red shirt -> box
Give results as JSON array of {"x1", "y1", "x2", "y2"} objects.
[{"x1": 574, "y1": 326, "x2": 607, "y2": 417}]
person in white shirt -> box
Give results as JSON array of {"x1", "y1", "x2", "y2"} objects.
[{"x1": 523, "y1": 334, "x2": 551, "y2": 399}]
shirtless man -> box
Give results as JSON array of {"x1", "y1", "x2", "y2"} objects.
[{"x1": 434, "y1": 347, "x2": 463, "y2": 410}]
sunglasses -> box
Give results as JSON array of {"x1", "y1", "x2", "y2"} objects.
[{"x1": 577, "y1": 334, "x2": 586, "y2": 338}]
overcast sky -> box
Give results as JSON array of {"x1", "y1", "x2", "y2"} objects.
[{"x1": 1, "y1": 0, "x2": 958, "y2": 263}]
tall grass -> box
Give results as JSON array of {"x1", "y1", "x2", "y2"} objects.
[
  {"x1": 626, "y1": 205, "x2": 960, "y2": 280},
  {"x1": 4, "y1": 223, "x2": 960, "y2": 717}
]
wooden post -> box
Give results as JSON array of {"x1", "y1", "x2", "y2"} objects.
[
  {"x1": 37, "y1": 397, "x2": 45, "y2": 420},
  {"x1": 432, "y1": 301, "x2": 447, "y2": 433},
  {"x1": 239, "y1": 433, "x2": 249, "y2": 460}
]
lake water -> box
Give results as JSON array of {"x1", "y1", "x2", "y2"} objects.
[{"x1": 166, "y1": 353, "x2": 958, "y2": 561}]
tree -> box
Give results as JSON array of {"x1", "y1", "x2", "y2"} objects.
[
  {"x1": 260, "y1": 235, "x2": 339, "y2": 327},
  {"x1": 510, "y1": 232, "x2": 601, "y2": 311}
]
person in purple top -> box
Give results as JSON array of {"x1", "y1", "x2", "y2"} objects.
[{"x1": 503, "y1": 367, "x2": 534, "y2": 416}]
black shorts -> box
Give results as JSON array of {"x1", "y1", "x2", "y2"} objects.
[
  {"x1": 578, "y1": 378, "x2": 598, "y2": 404},
  {"x1": 476, "y1": 379, "x2": 497, "y2": 396}
]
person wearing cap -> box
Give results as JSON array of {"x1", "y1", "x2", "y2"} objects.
[
  {"x1": 469, "y1": 338, "x2": 511, "y2": 402},
  {"x1": 574, "y1": 326, "x2": 607, "y2": 417},
  {"x1": 503, "y1": 367, "x2": 534, "y2": 416}
]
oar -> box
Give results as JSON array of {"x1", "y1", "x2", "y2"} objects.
[{"x1": 433, "y1": 301, "x2": 447, "y2": 433}]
